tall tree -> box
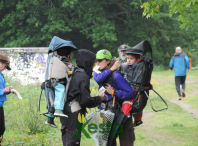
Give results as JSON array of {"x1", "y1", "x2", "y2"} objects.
[
  {"x1": 0, "y1": 0, "x2": 198, "y2": 66},
  {"x1": 142, "y1": 0, "x2": 198, "y2": 29}
]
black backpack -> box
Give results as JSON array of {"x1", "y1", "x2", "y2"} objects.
[
  {"x1": 120, "y1": 57, "x2": 153, "y2": 113},
  {"x1": 118, "y1": 40, "x2": 168, "y2": 113}
]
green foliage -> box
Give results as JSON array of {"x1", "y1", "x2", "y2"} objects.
[
  {"x1": 171, "y1": 122, "x2": 183, "y2": 127},
  {"x1": 1, "y1": 0, "x2": 198, "y2": 67},
  {"x1": 142, "y1": 0, "x2": 198, "y2": 29},
  {"x1": 2, "y1": 70, "x2": 198, "y2": 145},
  {"x1": 22, "y1": 85, "x2": 49, "y2": 134},
  {"x1": 3, "y1": 75, "x2": 49, "y2": 135},
  {"x1": 153, "y1": 64, "x2": 167, "y2": 72}
]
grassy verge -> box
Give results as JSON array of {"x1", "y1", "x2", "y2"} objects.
[{"x1": 2, "y1": 70, "x2": 198, "y2": 146}]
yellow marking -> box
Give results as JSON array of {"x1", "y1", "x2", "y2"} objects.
[{"x1": 68, "y1": 71, "x2": 73, "y2": 75}]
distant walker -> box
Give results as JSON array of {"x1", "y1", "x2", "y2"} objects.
[{"x1": 169, "y1": 47, "x2": 190, "y2": 100}]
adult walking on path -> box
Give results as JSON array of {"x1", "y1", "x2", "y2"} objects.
[{"x1": 169, "y1": 47, "x2": 190, "y2": 100}]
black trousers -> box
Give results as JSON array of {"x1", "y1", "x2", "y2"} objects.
[
  {"x1": 0, "y1": 107, "x2": 5, "y2": 145},
  {"x1": 175, "y1": 76, "x2": 186, "y2": 96},
  {"x1": 60, "y1": 109, "x2": 85, "y2": 146},
  {"x1": 112, "y1": 117, "x2": 135, "y2": 146}
]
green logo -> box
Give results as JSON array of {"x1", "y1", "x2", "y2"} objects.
[{"x1": 72, "y1": 113, "x2": 123, "y2": 139}]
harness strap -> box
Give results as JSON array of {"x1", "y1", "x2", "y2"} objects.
[
  {"x1": 123, "y1": 101, "x2": 133, "y2": 105},
  {"x1": 69, "y1": 95, "x2": 79, "y2": 106}
]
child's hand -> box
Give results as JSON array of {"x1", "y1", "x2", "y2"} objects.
[
  {"x1": 3, "y1": 87, "x2": 11, "y2": 93},
  {"x1": 110, "y1": 61, "x2": 121, "y2": 71}
]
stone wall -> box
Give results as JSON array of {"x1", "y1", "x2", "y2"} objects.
[{"x1": 0, "y1": 48, "x2": 48, "y2": 85}]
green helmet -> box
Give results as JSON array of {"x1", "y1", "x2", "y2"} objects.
[{"x1": 96, "y1": 49, "x2": 112, "y2": 60}]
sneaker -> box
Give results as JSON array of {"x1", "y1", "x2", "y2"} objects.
[
  {"x1": 133, "y1": 120, "x2": 143, "y2": 127},
  {"x1": 182, "y1": 92, "x2": 186, "y2": 98},
  {"x1": 178, "y1": 96, "x2": 182, "y2": 100},
  {"x1": 45, "y1": 117, "x2": 58, "y2": 128},
  {"x1": 54, "y1": 109, "x2": 68, "y2": 118}
]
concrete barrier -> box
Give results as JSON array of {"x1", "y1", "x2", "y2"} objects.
[{"x1": 0, "y1": 48, "x2": 48, "y2": 85}]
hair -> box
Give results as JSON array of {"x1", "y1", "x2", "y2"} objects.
[
  {"x1": 127, "y1": 54, "x2": 140, "y2": 59},
  {"x1": 57, "y1": 46, "x2": 73, "y2": 57},
  {"x1": 0, "y1": 53, "x2": 10, "y2": 63},
  {"x1": 108, "y1": 58, "x2": 117, "y2": 69},
  {"x1": 175, "y1": 47, "x2": 182, "y2": 52}
]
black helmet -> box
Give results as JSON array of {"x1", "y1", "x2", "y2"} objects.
[
  {"x1": 118, "y1": 44, "x2": 130, "y2": 52},
  {"x1": 125, "y1": 47, "x2": 143, "y2": 55}
]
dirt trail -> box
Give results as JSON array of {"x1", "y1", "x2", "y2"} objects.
[
  {"x1": 169, "y1": 94, "x2": 198, "y2": 119},
  {"x1": 135, "y1": 76, "x2": 198, "y2": 145},
  {"x1": 168, "y1": 77, "x2": 198, "y2": 119},
  {"x1": 166, "y1": 78, "x2": 198, "y2": 119}
]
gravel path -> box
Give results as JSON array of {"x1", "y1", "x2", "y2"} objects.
[{"x1": 169, "y1": 93, "x2": 198, "y2": 119}]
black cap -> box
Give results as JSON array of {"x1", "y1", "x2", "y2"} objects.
[
  {"x1": 125, "y1": 47, "x2": 143, "y2": 55},
  {"x1": 0, "y1": 59, "x2": 11, "y2": 70},
  {"x1": 118, "y1": 44, "x2": 130, "y2": 52}
]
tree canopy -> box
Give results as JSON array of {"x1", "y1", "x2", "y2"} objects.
[
  {"x1": 0, "y1": 0, "x2": 198, "y2": 66},
  {"x1": 142, "y1": 0, "x2": 198, "y2": 29}
]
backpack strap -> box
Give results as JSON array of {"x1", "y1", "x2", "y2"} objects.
[
  {"x1": 64, "y1": 67, "x2": 84, "y2": 113},
  {"x1": 65, "y1": 67, "x2": 84, "y2": 105},
  {"x1": 69, "y1": 94, "x2": 80, "y2": 106}
]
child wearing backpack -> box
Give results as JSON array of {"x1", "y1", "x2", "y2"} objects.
[
  {"x1": 44, "y1": 36, "x2": 77, "y2": 128},
  {"x1": 105, "y1": 52, "x2": 144, "y2": 127},
  {"x1": 121, "y1": 50, "x2": 144, "y2": 127}
]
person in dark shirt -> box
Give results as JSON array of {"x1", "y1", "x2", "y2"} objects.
[{"x1": 60, "y1": 49, "x2": 105, "y2": 146}]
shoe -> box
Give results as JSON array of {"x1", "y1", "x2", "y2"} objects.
[
  {"x1": 182, "y1": 92, "x2": 186, "y2": 98},
  {"x1": 54, "y1": 109, "x2": 68, "y2": 118},
  {"x1": 178, "y1": 96, "x2": 182, "y2": 100},
  {"x1": 133, "y1": 120, "x2": 143, "y2": 127},
  {"x1": 45, "y1": 117, "x2": 58, "y2": 128}
]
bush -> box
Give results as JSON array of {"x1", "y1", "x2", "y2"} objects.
[
  {"x1": 4, "y1": 75, "x2": 50, "y2": 135},
  {"x1": 21, "y1": 85, "x2": 49, "y2": 134},
  {"x1": 153, "y1": 64, "x2": 168, "y2": 71}
]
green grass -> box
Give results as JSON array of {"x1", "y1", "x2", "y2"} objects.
[
  {"x1": 1, "y1": 70, "x2": 198, "y2": 146},
  {"x1": 134, "y1": 70, "x2": 198, "y2": 146}
]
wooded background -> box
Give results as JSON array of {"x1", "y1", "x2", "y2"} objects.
[{"x1": 1, "y1": 0, "x2": 198, "y2": 67}]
